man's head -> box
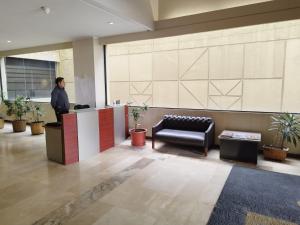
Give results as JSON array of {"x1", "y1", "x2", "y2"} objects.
[{"x1": 55, "y1": 77, "x2": 65, "y2": 88}]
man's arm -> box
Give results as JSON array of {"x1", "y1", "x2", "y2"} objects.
[
  {"x1": 51, "y1": 89, "x2": 57, "y2": 110},
  {"x1": 65, "y1": 91, "x2": 70, "y2": 110}
]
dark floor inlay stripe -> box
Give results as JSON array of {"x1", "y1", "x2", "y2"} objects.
[{"x1": 32, "y1": 158, "x2": 154, "y2": 225}]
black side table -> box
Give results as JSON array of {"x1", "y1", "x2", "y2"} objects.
[{"x1": 219, "y1": 130, "x2": 261, "y2": 164}]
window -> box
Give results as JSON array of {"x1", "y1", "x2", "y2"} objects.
[{"x1": 5, "y1": 57, "x2": 56, "y2": 100}]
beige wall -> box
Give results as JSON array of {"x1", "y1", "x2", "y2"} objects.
[
  {"x1": 130, "y1": 107, "x2": 300, "y2": 155},
  {"x1": 11, "y1": 51, "x2": 60, "y2": 62},
  {"x1": 158, "y1": 0, "x2": 272, "y2": 20},
  {"x1": 107, "y1": 19, "x2": 300, "y2": 113},
  {"x1": 57, "y1": 49, "x2": 76, "y2": 103}
]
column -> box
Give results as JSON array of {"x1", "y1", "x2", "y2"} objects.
[{"x1": 72, "y1": 38, "x2": 106, "y2": 108}]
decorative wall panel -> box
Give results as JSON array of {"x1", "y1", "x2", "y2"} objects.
[
  {"x1": 108, "y1": 55, "x2": 129, "y2": 81},
  {"x1": 243, "y1": 79, "x2": 282, "y2": 112},
  {"x1": 179, "y1": 81, "x2": 208, "y2": 109},
  {"x1": 179, "y1": 48, "x2": 208, "y2": 80},
  {"x1": 153, "y1": 36, "x2": 178, "y2": 51},
  {"x1": 153, "y1": 81, "x2": 178, "y2": 107},
  {"x1": 209, "y1": 44, "x2": 244, "y2": 79},
  {"x1": 153, "y1": 51, "x2": 178, "y2": 81},
  {"x1": 244, "y1": 41, "x2": 285, "y2": 78},
  {"x1": 208, "y1": 96, "x2": 241, "y2": 111},
  {"x1": 128, "y1": 40, "x2": 153, "y2": 54},
  {"x1": 129, "y1": 53, "x2": 152, "y2": 81},
  {"x1": 109, "y1": 82, "x2": 130, "y2": 104},
  {"x1": 107, "y1": 20, "x2": 300, "y2": 113},
  {"x1": 282, "y1": 39, "x2": 300, "y2": 112}
]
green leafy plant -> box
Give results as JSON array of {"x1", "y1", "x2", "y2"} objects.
[
  {"x1": 269, "y1": 113, "x2": 300, "y2": 149},
  {"x1": 0, "y1": 89, "x2": 5, "y2": 119},
  {"x1": 129, "y1": 103, "x2": 148, "y2": 130},
  {"x1": 4, "y1": 96, "x2": 30, "y2": 121},
  {"x1": 28, "y1": 101, "x2": 44, "y2": 122}
]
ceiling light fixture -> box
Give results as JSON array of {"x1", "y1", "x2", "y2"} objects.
[
  {"x1": 108, "y1": 21, "x2": 114, "y2": 25},
  {"x1": 40, "y1": 6, "x2": 51, "y2": 15},
  {"x1": 7, "y1": 40, "x2": 12, "y2": 43}
]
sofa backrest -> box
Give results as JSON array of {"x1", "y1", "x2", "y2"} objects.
[{"x1": 163, "y1": 115, "x2": 213, "y2": 132}]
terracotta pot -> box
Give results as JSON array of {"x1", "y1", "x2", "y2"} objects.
[
  {"x1": 130, "y1": 128, "x2": 147, "y2": 146},
  {"x1": 263, "y1": 145, "x2": 288, "y2": 161},
  {"x1": 30, "y1": 121, "x2": 44, "y2": 135},
  {"x1": 0, "y1": 118, "x2": 4, "y2": 129},
  {"x1": 12, "y1": 120, "x2": 27, "y2": 132}
]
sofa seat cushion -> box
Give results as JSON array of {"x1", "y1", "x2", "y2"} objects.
[{"x1": 155, "y1": 129, "x2": 205, "y2": 146}]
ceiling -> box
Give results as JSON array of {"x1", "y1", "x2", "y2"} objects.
[{"x1": 0, "y1": 0, "x2": 154, "y2": 51}]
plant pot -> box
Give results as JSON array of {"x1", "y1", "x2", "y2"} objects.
[
  {"x1": 12, "y1": 120, "x2": 27, "y2": 132},
  {"x1": 30, "y1": 121, "x2": 44, "y2": 135},
  {"x1": 130, "y1": 128, "x2": 147, "y2": 146},
  {"x1": 263, "y1": 145, "x2": 288, "y2": 161},
  {"x1": 0, "y1": 118, "x2": 4, "y2": 129}
]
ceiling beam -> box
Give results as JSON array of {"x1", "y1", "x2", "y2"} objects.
[
  {"x1": 80, "y1": 0, "x2": 154, "y2": 30},
  {"x1": 0, "y1": 42, "x2": 72, "y2": 57},
  {"x1": 98, "y1": 0, "x2": 300, "y2": 44}
]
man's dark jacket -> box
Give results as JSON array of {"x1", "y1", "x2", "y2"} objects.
[{"x1": 51, "y1": 86, "x2": 70, "y2": 113}]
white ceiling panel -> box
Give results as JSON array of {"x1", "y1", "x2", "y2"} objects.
[{"x1": 0, "y1": 0, "x2": 153, "y2": 51}]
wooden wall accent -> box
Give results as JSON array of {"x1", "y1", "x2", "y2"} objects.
[
  {"x1": 62, "y1": 113, "x2": 79, "y2": 164},
  {"x1": 99, "y1": 108, "x2": 115, "y2": 152}
]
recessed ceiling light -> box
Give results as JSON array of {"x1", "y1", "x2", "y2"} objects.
[
  {"x1": 7, "y1": 40, "x2": 12, "y2": 43},
  {"x1": 41, "y1": 6, "x2": 51, "y2": 15},
  {"x1": 108, "y1": 21, "x2": 114, "y2": 25}
]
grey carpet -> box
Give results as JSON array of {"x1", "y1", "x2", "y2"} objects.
[{"x1": 208, "y1": 165, "x2": 300, "y2": 225}]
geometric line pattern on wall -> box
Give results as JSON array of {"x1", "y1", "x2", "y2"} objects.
[
  {"x1": 143, "y1": 83, "x2": 152, "y2": 94},
  {"x1": 180, "y1": 81, "x2": 207, "y2": 108},
  {"x1": 130, "y1": 82, "x2": 152, "y2": 95},
  {"x1": 130, "y1": 95, "x2": 152, "y2": 106},
  {"x1": 180, "y1": 48, "x2": 208, "y2": 80},
  {"x1": 108, "y1": 24, "x2": 300, "y2": 113},
  {"x1": 179, "y1": 86, "x2": 203, "y2": 109},
  {"x1": 209, "y1": 96, "x2": 241, "y2": 110},
  {"x1": 227, "y1": 81, "x2": 242, "y2": 96},
  {"x1": 209, "y1": 83, "x2": 222, "y2": 96},
  {"x1": 130, "y1": 85, "x2": 139, "y2": 94},
  {"x1": 230, "y1": 98, "x2": 242, "y2": 110},
  {"x1": 209, "y1": 80, "x2": 241, "y2": 96}
]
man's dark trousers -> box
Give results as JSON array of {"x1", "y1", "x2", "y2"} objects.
[{"x1": 55, "y1": 110, "x2": 69, "y2": 123}]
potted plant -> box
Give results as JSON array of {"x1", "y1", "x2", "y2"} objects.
[
  {"x1": 129, "y1": 103, "x2": 148, "y2": 146},
  {"x1": 29, "y1": 101, "x2": 44, "y2": 135},
  {"x1": 263, "y1": 113, "x2": 300, "y2": 161},
  {"x1": 4, "y1": 95, "x2": 30, "y2": 132}
]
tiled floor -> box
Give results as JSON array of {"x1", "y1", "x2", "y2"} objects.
[{"x1": 0, "y1": 123, "x2": 300, "y2": 225}]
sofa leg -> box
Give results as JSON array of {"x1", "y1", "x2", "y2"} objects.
[
  {"x1": 152, "y1": 138, "x2": 155, "y2": 149},
  {"x1": 204, "y1": 147, "x2": 208, "y2": 157}
]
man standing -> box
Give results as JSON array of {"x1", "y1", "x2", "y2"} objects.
[{"x1": 51, "y1": 77, "x2": 70, "y2": 123}]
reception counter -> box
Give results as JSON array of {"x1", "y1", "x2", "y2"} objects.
[{"x1": 45, "y1": 105, "x2": 128, "y2": 165}]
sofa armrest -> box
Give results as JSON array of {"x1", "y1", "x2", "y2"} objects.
[
  {"x1": 152, "y1": 119, "x2": 164, "y2": 149},
  {"x1": 152, "y1": 119, "x2": 164, "y2": 136},
  {"x1": 205, "y1": 122, "x2": 215, "y2": 148}
]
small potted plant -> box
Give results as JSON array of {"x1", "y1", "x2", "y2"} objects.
[
  {"x1": 29, "y1": 101, "x2": 44, "y2": 135},
  {"x1": 263, "y1": 113, "x2": 300, "y2": 161},
  {"x1": 129, "y1": 103, "x2": 148, "y2": 146},
  {"x1": 4, "y1": 95, "x2": 30, "y2": 132}
]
